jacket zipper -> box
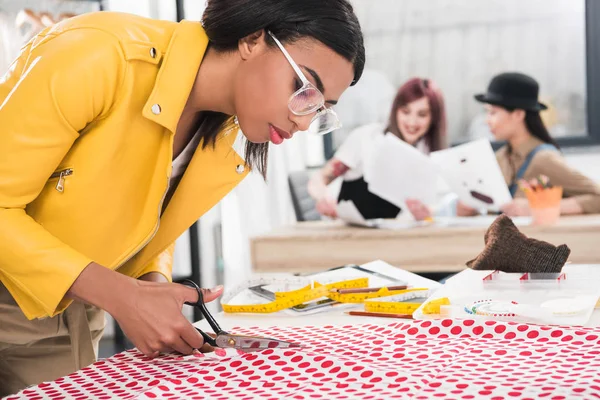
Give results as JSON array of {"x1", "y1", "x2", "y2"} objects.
[
  {"x1": 116, "y1": 176, "x2": 170, "y2": 269},
  {"x1": 50, "y1": 168, "x2": 73, "y2": 193},
  {"x1": 120, "y1": 140, "x2": 176, "y2": 269}
]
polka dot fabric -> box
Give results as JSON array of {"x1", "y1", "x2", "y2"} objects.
[{"x1": 7, "y1": 320, "x2": 600, "y2": 399}]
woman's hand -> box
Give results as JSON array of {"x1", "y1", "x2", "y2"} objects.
[
  {"x1": 456, "y1": 201, "x2": 479, "y2": 217},
  {"x1": 111, "y1": 281, "x2": 224, "y2": 358},
  {"x1": 67, "y1": 263, "x2": 223, "y2": 358},
  {"x1": 316, "y1": 196, "x2": 338, "y2": 218},
  {"x1": 308, "y1": 158, "x2": 349, "y2": 219},
  {"x1": 405, "y1": 198, "x2": 432, "y2": 221},
  {"x1": 500, "y1": 198, "x2": 531, "y2": 217}
]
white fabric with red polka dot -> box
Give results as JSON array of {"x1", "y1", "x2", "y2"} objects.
[{"x1": 8, "y1": 319, "x2": 600, "y2": 399}]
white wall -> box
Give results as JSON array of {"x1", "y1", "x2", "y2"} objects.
[
  {"x1": 335, "y1": 0, "x2": 586, "y2": 146},
  {"x1": 564, "y1": 148, "x2": 600, "y2": 183},
  {"x1": 105, "y1": 0, "x2": 152, "y2": 18}
]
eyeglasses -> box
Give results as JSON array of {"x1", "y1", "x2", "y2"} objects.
[{"x1": 268, "y1": 31, "x2": 342, "y2": 135}]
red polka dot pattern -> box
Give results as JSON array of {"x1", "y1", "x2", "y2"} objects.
[{"x1": 7, "y1": 320, "x2": 600, "y2": 399}]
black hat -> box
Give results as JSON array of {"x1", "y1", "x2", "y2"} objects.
[{"x1": 474, "y1": 72, "x2": 547, "y2": 111}]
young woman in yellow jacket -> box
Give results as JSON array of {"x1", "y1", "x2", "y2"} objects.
[{"x1": 0, "y1": 0, "x2": 365, "y2": 393}]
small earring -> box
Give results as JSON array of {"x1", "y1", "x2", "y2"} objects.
[{"x1": 233, "y1": 115, "x2": 239, "y2": 125}]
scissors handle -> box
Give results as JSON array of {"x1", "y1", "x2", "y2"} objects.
[
  {"x1": 195, "y1": 328, "x2": 218, "y2": 347},
  {"x1": 183, "y1": 280, "x2": 223, "y2": 331},
  {"x1": 182, "y1": 280, "x2": 226, "y2": 338}
]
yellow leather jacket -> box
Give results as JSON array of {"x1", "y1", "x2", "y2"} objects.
[{"x1": 0, "y1": 12, "x2": 248, "y2": 319}]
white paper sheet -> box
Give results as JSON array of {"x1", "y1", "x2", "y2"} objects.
[
  {"x1": 413, "y1": 266, "x2": 600, "y2": 326},
  {"x1": 335, "y1": 200, "x2": 375, "y2": 227},
  {"x1": 336, "y1": 200, "x2": 432, "y2": 230},
  {"x1": 363, "y1": 133, "x2": 439, "y2": 207},
  {"x1": 430, "y1": 139, "x2": 512, "y2": 211}
]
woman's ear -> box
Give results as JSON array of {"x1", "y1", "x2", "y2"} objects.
[
  {"x1": 512, "y1": 109, "x2": 526, "y2": 122},
  {"x1": 238, "y1": 30, "x2": 267, "y2": 61}
]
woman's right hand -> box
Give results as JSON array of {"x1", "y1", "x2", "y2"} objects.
[
  {"x1": 405, "y1": 198, "x2": 432, "y2": 221},
  {"x1": 111, "y1": 281, "x2": 224, "y2": 358},
  {"x1": 456, "y1": 201, "x2": 479, "y2": 217},
  {"x1": 308, "y1": 158, "x2": 349, "y2": 220},
  {"x1": 316, "y1": 196, "x2": 338, "y2": 218}
]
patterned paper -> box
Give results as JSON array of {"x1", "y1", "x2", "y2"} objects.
[{"x1": 7, "y1": 319, "x2": 600, "y2": 400}]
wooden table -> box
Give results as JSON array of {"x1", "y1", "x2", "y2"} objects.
[{"x1": 250, "y1": 215, "x2": 600, "y2": 274}]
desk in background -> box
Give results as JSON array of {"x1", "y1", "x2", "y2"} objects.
[{"x1": 250, "y1": 215, "x2": 600, "y2": 274}]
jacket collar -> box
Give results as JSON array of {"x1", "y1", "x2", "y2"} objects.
[
  {"x1": 131, "y1": 22, "x2": 251, "y2": 270},
  {"x1": 142, "y1": 20, "x2": 208, "y2": 134}
]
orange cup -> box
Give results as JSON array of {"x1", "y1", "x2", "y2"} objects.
[{"x1": 525, "y1": 187, "x2": 563, "y2": 226}]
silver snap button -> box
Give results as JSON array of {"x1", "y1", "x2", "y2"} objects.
[
  {"x1": 151, "y1": 104, "x2": 161, "y2": 115},
  {"x1": 150, "y1": 47, "x2": 157, "y2": 58},
  {"x1": 235, "y1": 164, "x2": 245, "y2": 174}
]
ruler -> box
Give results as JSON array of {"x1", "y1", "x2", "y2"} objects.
[
  {"x1": 364, "y1": 289, "x2": 431, "y2": 314},
  {"x1": 331, "y1": 287, "x2": 429, "y2": 304}
]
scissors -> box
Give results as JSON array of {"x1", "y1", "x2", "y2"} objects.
[{"x1": 183, "y1": 280, "x2": 303, "y2": 352}]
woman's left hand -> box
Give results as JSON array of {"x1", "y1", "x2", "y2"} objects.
[
  {"x1": 500, "y1": 198, "x2": 531, "y2": 216},
  {"x1": 405, "y1": 198, "x2": 432, "y2": 221}
]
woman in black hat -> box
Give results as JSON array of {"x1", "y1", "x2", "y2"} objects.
[{"x1": 474, "y1": 72, "x2": 600, "y2": 216}]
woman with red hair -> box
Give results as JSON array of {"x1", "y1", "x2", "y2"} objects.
[{"x1": 309, "y1": 77, "x2": 447, "y2": 219}]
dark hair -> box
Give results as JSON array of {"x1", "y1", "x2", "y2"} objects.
[
  {"x1": 196, "y1": 0, "x2": 366, "y2": 178},
  {"x1": 502, "y1": 107, "x2": 560, "y2": 150},
  {"x1": 385, "y1": 77, "x2": 447, "y2": 152}
]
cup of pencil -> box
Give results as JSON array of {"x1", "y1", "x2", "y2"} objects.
[{"x1": 518, "y1": 175, "x2": 562, "y2": 226}]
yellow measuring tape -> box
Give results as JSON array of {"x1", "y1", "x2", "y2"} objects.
[
  {"x1": 332, "y1": 287, "x2": 429, "y2": 304},
  {"x1": 222, "y1": 278, "x2": 367, "y2": 313},
  {"x1": 364, "y1": 289, "x2": 431, "y2": 314},
  {"x1": 222, "y1": 277, "x2": 431, "y2": 314}
]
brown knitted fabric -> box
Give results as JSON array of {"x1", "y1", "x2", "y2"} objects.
[{"x1": 466, "y1": 215, "x2": 570, "y2": 273}]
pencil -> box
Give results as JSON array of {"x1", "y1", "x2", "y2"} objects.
[
  {"x1": 537, "y1": 176, "x2": 546, "y2": 189},
  {"x1": 346, "y1": 311, "x2": 414, "y2": 319},
  {"x1": 540, "y1": 175, "x2": 551, "y2": 189},
  {"x1": 331, "y1": 285, "x2": 408, "y2": 295}
]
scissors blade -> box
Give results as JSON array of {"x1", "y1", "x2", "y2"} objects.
[{"x1": 216, "y1": 334, "x2": 303, "y2": 352}]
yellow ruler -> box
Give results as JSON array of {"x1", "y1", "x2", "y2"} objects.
[
  {"x1": 364, "y1": 289, "x2": 431, "y2": 314},
  {"x1": 421, "y1": 297, "x2": 451, "y2": 314},
  {"x1": 330, "y1": 287, "x2": 429, "y2": 304},
  {"x1": 222, "y1": 278, "x2": 428, "y2": 314}
]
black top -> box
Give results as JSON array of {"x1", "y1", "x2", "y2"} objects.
[{"x1": 338, "y1": 177, "x2": 401, "y2": 220}]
